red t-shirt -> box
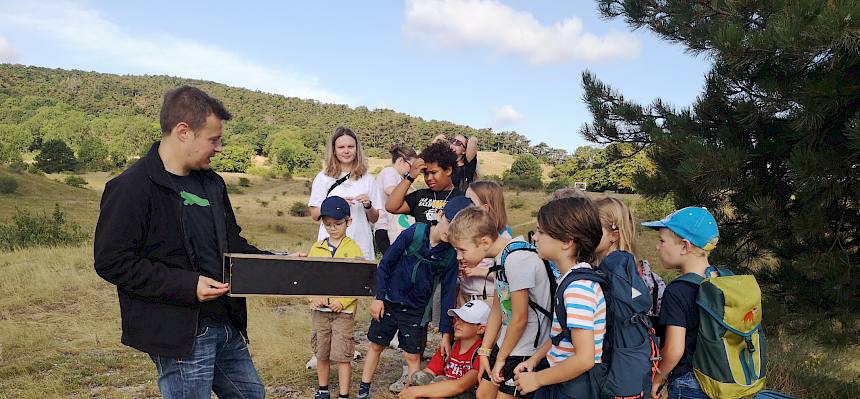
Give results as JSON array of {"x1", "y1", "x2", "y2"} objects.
[{"x1": 426, "y1": 339, "x2": 482, "y2": 380}]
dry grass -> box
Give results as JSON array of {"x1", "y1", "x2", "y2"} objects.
[{"x1": 1, "y1": 166, "x2": 858, "y2": 398}]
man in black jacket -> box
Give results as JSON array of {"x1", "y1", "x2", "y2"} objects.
[{"x1": 94, "y1": 86, "x2": 267, "y2": 398}]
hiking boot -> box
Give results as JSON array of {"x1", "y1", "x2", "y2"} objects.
[{"x1": 314, "y1": 389, "x2": 331, "y2": 399}]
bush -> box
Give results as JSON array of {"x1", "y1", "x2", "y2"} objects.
[
  {"x1": 64, "y1": 175, "x2": 87, "y2": 188},
  {"x1": 630, "y1": 195, "x2": 675, "y2": 223},
  {"x1": 27, "y1": 163, "x2": 44, "y2": 176},
  {"x1": 35, "y1": 140, "x2": 77, "y2": 173},
  {"x1": 0, "y1": 205, "x2": 87, "y2": 251},
  {"x1": 482, "y1": 174, "x2": 502, "y2": 182},
  {"x1": 289, "y1": 201, "x2": 310, "y2": 217},
  {"x1": 246, "y1": 165, "x2": 278, "y2": 179},
  {"x1": 210, "y1": 144, "x2": 255, "y2": 173},
  {"x1": 545, "y1": 177, "x2": 572, "y2": 193},
  {"x1": 238, "y1": 177, "x2": 251, "y2": 187},
  {"x1": 509, "y1": 196, "x2": 525, "y2": 209},
  {"x1": 226, "y1": 184, "x2": 243, "y2": 194},
  {"x1": 77, "y1": 138, "x2": 110, "y2": 171},
  {"x1": 503, "y1": 175, "x2": 543, "y2": 191},
  {"x1": 9, "y1": 160, "x2": 26, "y2": 174},
  {"x1": 0, "y1": 176, "x2": 18, "y2": 194}
]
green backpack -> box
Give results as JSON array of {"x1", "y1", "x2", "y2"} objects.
[
  {"x1": 675, "y1": 266, "x2": 766, "y2": 399},
  {"x1": 403, "y1": 222, "x2": 456, "y2": 325}
]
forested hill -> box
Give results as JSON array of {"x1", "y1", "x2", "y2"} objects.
[{"x1": 0, "y1": 64, "x2": 566, "y2": 163}]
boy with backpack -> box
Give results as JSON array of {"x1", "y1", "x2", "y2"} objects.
[
  {"x1": 447, "y1": 207, "x2": 557, "y2": 399},
  {"x1": 398, "y1": 300, "x2": 491, "y2": 399},
  {"x1": 644, "y1": 207, "x2": 765, "y2": 399},
  {"x1": 357, "y1": 196, "x2": 474, "y2": 399}
]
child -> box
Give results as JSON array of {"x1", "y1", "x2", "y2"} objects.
[
  {"x1": 357, "y1": 196, "x2": 474, "y2": 399},
  {"x1": 642, "y1": 207, "x2": 720, "y2": 399},
  {"x1": 448, "y1": 207, "x2": 555, "y2": 399},
  {"x1": 307, "y1": 196, "x2": 365, "y2": 399},
  {"x1": 460, "y1": 180, "x2": 511, "y2": 306},
  {"x1": 509, "y1": 197, "x2": 607, "y2": 398},
  {"x1": 399, "y1": 300, "x2": 490, "y2": 399}
]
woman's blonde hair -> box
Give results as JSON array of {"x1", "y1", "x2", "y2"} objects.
[
  {"x1": 468, "y1": 180, "x2": 507, "y2": 233},
  {"x1": 324, "y1": 126, "x2": 368, "y2": 179},
  {"x1": 593, "y1": 196, "x2": 637, "y2": 256}
]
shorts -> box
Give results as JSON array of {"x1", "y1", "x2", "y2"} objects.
[
  {"x1": 311, "y1": 310, "x2": 356, "y2": 363},
  {"x1": 481, "y1": 345, "x2": 540, "y2": 398},
  {"x1": 411, "y1": 371, "x2": 476, "y2": 399},
  {"x1": 367, "y1": 300, "x2": 425, "y2": 354}
]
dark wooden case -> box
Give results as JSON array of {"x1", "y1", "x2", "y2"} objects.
[{"x1": 224, "y1": 253, "x2": 377, "y2": 297}]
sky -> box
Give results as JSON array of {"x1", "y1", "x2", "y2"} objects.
[{"x1": 0, "y1": 0, "x2": 712, "y2": 153}]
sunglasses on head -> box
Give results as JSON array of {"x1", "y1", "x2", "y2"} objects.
[{"x1": 451, "y1": 139, "x2": 465, "y2": 147}]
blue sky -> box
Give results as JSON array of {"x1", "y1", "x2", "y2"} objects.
[{"x1": 0, "y1": 0, "x2": 712, "y2": 152}]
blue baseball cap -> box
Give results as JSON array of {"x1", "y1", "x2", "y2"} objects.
[
  {"x1": 320, "y1": 196, "x2": 350, "y2": 220},
  {"x1": 442, "y1": 196, "x2": 474, "y2": 220},
  {"x1": 642, "y1": 207, "x2": 719, "y2": 251}
]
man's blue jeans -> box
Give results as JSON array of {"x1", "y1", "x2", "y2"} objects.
[{"x1": 149, "y1": 323, "x2": 265, "y2": 399}]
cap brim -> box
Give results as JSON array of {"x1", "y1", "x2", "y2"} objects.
[
  {"x1": 641, "y1": 220, "x2": 667, "y2": 230},
  {"x1": 447, "y1": 309, "x2": 480, "y2": 324}
]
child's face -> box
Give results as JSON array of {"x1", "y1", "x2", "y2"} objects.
[
  {"x1": 423, "y1": 161, "x2": 452, "y2": 191},
  {"x1": 322, "y1": 216, "x2": 350, "y2": 240},
  {"x1": 436, "y1": 213, "x2": 450, "y2": 242},
  {"x1": 453, "y1": 237, "x2": 490, "y2": 266},
  {"x1": 656, "y1": 228, "x2": 686, "y2": 268},
  {"x1": 453, "y1": 316, "x2": 485, "y2": 339},
  {"x1": 532, "y1": 224, "x2": 567, "y2": 263}
]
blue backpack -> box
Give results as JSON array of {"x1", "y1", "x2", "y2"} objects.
[{"x1": 551, "y1": 251, "x2": 660, "y2": 398}]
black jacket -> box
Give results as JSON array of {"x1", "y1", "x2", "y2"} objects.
[{"x1": 94, "y1": 142, "x2": 265, "y2": 358}]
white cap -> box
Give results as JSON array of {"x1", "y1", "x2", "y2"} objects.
[{"x1": 447, "y1": 300, "x2": 490, "y2": 325}]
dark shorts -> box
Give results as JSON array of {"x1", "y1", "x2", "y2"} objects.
[
  {"x1": 482, "y1": 345, "x2": 543, "y2": 398},
  {"x1": 367, "y1": 300, "x2": 425, "y2": 354}
]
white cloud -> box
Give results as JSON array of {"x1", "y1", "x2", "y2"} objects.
[
  {"x1": 0, "y1": 37, "x2": 19, "y2": 63},
  {"x1": 493, "y1": 105, "x2": 523, "y2": 125},
  {"x1": 404, "y1": 0, "x2": 640, "y2": 65},
  {"x1": 0, "y1": 1, "x2": 346, "y2": 103}
]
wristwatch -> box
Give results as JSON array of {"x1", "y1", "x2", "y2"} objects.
[
  {"x1": 403, "y1": 172, "x2": 415, "y2": 183},
  {"x1": 364, "y1": 201, "x2": 373, "y2": 209}
]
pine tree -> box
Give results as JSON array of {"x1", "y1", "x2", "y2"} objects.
[{"x1": 583, "y1": 1, "x2": 860, "y2": 321}]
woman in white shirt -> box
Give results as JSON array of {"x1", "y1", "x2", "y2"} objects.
[
  {"x1": 308, "y1": 127, "x2": 381, "y2": 260},
  {"x1": 372, "y1": 144, "x2": 417, "y2": 256}
]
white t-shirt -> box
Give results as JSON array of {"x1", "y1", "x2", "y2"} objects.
[
  {"x1": 372, "y1": 166, "x2": 403, "y2": 231},
  {"x1": 308, "y1": 171, "x2": 382, "y2": 260}
]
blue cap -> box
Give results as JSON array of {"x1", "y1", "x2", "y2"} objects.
[
  {"x1": 320, "y1": 196, "x2": 350, "y2": 220},
  {"x1": 642, "y1": 207, "x2": 719, "y2": 251},
  {"x1": 442, "y1": 196, "x2": 474, "y2": 220}
]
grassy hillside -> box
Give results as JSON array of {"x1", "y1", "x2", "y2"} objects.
[{"x1": 0, "y1": 168, "x2": 857, "y2": 398}]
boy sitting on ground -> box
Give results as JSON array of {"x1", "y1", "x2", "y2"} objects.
[{"x1": 399, "y1": 300, "x2": 490, "y2": 399}]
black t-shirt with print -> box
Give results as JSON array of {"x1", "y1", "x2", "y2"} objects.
[
  {"x1": 169, "y1": 171, "x2": 231, "y2": 326},
  {"x1": 404, "y1": 187, "x2": 464, "y2": 224}
]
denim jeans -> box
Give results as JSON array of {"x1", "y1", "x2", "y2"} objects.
[
  {"x1": 668, "y1": 372, "x2": 709, "y2": 399},
  {"x1": 149, "y1": 323, "x2": 265, "y2": 399}
]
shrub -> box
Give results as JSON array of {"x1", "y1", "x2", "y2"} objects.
[
  {"x1": 509, "y1": 196, "x2": 525, "y2": 209},
  {"x1": 630, "y1": 195, "x2": 675, "y2": 223},
  {"x1": 210, "y1": 144, "x2": 255, "y2": 173},
  {"x1": 35, "y1": 140, "x2": 77, "y2": 173},
  {"x1": 289, "y1": 201, "x2": 310, "y2": 217},
  {"x1": 27, "y1": 163, "x2": 44, "y2": 176},
  {"x1": 0, "y1": 205, "x2": 87, "y2": 251},
  {"x1": 9, "y1": 160, "x2": 26, "y2": 174},
  {"x1": 482, "y1": 174, "x2": 502, "y2": 182},
  {"x1": 238, "y1": 177, "x2": 251, "y2": 187},
  {"x1": 64, "y1": 175, "x2": 87, "y2": 188},
  {"x1": 276, "y1": 210, "x2": 284, "y2": 217},
  {"x1": 77, "y1": 138, "x2": 110, "y2": 171},
  {"x1": 503, "y1": 175, "x2": 543, "y2": 191},
  {"x1": 0, "y1": 176, "x2": 18, "y2": 194},
  {"x1": 226, "y1": 184, "x2": 243, "y2": 194},
  {"x1": 246, "y1": 165, "x2": 278, "y2": 179}
]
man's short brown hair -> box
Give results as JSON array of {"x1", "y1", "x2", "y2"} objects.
[{"x1": 159, "y1": 86, "x2": 232, "y2": 135}]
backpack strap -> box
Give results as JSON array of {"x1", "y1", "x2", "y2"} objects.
[
  {"x1": 551, "y1": 268, "x2": 608, "y2": 346},
  {"x1": 498, "y1": 241, "x2": 558, "y2": 348},
  {"x1": 650, "y1": 271, "x2": 661, "y2": 315},
  {"x1": 326, "y1": 172, "x2": 350, "y2": 196}
]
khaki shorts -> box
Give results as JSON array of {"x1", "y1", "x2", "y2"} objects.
[{"x1": 311, "y1": 310, "x2": 356, "y2": 363}]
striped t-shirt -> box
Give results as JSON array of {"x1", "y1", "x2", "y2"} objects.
[{"x1": 546, "y1": 263, "x2": 607, "y2": 366}]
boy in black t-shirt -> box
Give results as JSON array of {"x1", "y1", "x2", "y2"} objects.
[{"x1": 386, "y1": 141, "x2": 464, "y2": 224}]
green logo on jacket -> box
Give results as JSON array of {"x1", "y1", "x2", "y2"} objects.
[{"x1": 180, "y1": 191, "x2": 210, "y2": 207}]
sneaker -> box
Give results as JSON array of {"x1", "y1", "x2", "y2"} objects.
[
  {"x1": 305, "y1": 355, "x2": 318, "y2": 369},
  {"x1": 357, "y1": 382, "x2": 372, "y2": 399},
  {"x1": 388, "y1": 365, "x2": 409, "y2": 393},
  {"x1": 314, "y1": 390, "x2": 331, "y2": 399}
]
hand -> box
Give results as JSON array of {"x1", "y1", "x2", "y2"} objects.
[
  {"x1": 440, "y1": 333, "x2": 452, "y2": 358},
  {"x1": 328, "y1": 301, "x2": 344, "y2": 313},
  {"x1": 295, "y1": 251, "x2": 308, "y2": 257},
  {"x1": 350, "y1": 194, "x2": 371, "y2": 208},
  {"x1": 513, "y1": 358, "x2": 537, "y2": 376},
  {"x1": 514, "y1": 371, "x2": 541, "y2": 394},
  {"x1": 478, "y1": 354, "x2": 491, "y2": 381},
  {"x1": 650, "y1": 379, "x2": 665, "y2": 399},
  {"x1": 398, "y1": 387, "x2": 418, "y2": 399},
  {"x1": 197, "y1": 276, "x2": 229, "y2": 302},
  {"x1": 408, "y1": 158, "x2": 425, "y2": 178},
  {"x1": 369, "y1": 299, "x2": 385, "y2": 321},
  {"x1": 491, "y1": 359, "x2": 506, "y2": 385},
  {"x1": 465, "y1": 266, "x2": 488, "y2": 278},
  {"x1": 312, "y1": 297, "x2": 326, "y2": 309}
]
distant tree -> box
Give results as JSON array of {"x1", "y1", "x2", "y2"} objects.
[
  {"x1": 77, "y1": 138, "x2": 110, "y2": 171},
  {"x1": 35, "y1": 139, "x2": 76, "y2": 173},
  {"x1": 503, "y1": 153, "x2": 543, "y2": 190},
  {"x1": 210, "y1": 144, "x2": 255, "y2": 173}
]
